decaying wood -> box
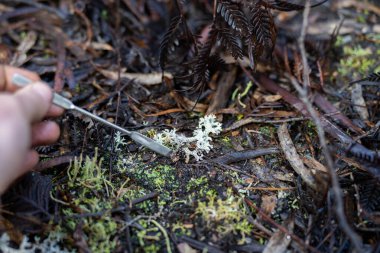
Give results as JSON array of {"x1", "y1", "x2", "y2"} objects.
[
  {"x1": 206, "y1": 67, "x2": 237, "y2": 115},
  {"x1": 263, "y1": 217, "x2": 294, "y2": 253},
  {"x1": 278, "y1": 123, "x2": 318, "y2": 190}
]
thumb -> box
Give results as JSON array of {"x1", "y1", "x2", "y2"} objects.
[{"x1": 14, "y1": 82, "x2": 53, "y2": 123}]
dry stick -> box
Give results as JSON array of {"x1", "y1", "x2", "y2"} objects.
[
  {"x1": 109, "y1": 0, "x2": 123, "y2": 176},
  {"x1": 228, "y1": 183, "x2": 322, "y2": 253},
  {"x1": 3, "y1": 0, "x2": 65, "y2": 19},
  {"x1": 294, "y1": 1, "x2": 363, "y2": 251}
]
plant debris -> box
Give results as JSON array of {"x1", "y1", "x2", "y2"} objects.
[{"x1": 0, "y1": 0, "x2": 380, "y2": 252}]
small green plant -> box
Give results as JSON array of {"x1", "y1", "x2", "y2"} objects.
[
  {"x1": 338, "y1": 45, "x2": 380, "y2": 79},
  {"x1": 195, "y1": 190, "x2": 253, "y2": 245},
  {"x1": 58, "y1": 150, "x2": 120, "y2": 253},
  {"x1": 135, "y1": 219, "x2": 172, "y2": 253},
  {"x1": 67, "y1": 148, "x2": 113, "y2": 192},
  {"x1": 259, "y1": 126, "x2": 275, "y2": 137},
  {"x1": 220, "y1": 136, "x2": 234, "y2": 148},
  {"x1": 171, "y1": 221, "x2": 192, "y2": 237}
]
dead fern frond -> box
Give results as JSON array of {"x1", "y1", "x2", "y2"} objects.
[
  {"x1": 159, "y1": 16, "x2": 183, "y2": 71},
  {"x1": 159, "y1": 0, "x2": 325, "y2": 104},
  {"x1": 217, "y1": 28, "x2": 243, "y2": 59},
  {"x1": 192, "y1": 27, "x2": 218, "y2": 91},
  {"x1": 265, "y1": 0, "x2": 329, "y2": 12},
  {"x1": 216, "y1": 0, "x2": 249, "y2": 36},
  {"x1": 248, "y1": 4, "x2": 276, "y2": 47},
  {"x1": 350, "y1": 72, "x2": 380, "y2": 85}
]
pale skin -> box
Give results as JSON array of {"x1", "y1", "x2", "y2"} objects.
[{"x1": 0, "y1": 65, "x2": 63, "y2": 194}]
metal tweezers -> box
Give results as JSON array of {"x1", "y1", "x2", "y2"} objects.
[{"x1": 12, "y1": 73, "x2": 172, "y2": 157}]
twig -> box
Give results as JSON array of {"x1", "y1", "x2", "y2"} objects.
[
  {"x1": 131, "y1": 192, "x2": 159, "y2": 206},
  {"x1": 53, "y1": 38, "x2": 65, "y2": 92},
  {"x1": 179, "y1": 236, "x2": 224, "y2": 253},
  {"x1": 227, "y1": 182, "x2": 322, "y2": 253},
  {"x1": 293, "y1": 1, "x2": 363, "y2": 251},
  {"x1": 211, "y1": 147, "x2": 280, "y2": 164},
  {"x1": 35, "y1": 155, "x2": 74, "y2": 171},
  {"x1": 223, "y1": 117, "x2": 308, "y2": 132},
  {"x1": 3, "y1": 0, "x2": 65, "y2": 19}
]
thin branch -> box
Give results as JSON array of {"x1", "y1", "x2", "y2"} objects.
[{"x1": 292, "y1": 1, "x2": 363, "y2": 251}]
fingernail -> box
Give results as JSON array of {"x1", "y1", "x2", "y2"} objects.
[{"x1": 12, "y1": 73, "x2": 32, "y2": 87}]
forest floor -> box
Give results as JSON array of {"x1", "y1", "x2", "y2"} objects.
[{"x1": 0, "y1": 0, "x2": 380, "y2": 252}]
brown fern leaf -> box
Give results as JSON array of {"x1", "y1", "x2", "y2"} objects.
[
  {"x1": 192, "y1": 27, "x2": 218, "y2": 91},
  {"x1": 249, "y1": 4, "x2": 276, "y2": 46},
  {"x1": 208, "y1": 54, "x2": 228, "y2": 73},
  {"x1": 360, "y1": 180, "x2": 380, "y2": 212},
  {"x1": 216, "y1": 0, "x2": 249, "y2": 36},
  {"x1": 159, "y1": 16, "x2": 183, "y2": 71},
  {"x1": 265, "y1": 0, "x2": 329, "y2": 12},
  {"x1": 246, "y1": 3, "x2": 276, "y2": 67},
  {"x1": 217, "y1": 28, "x2": 243, "y2": 59},
  {"x1": 350, "y1": 72, "x2": 380, "y2": 85},
  {"x1": 247, "y1": 37, "x2": 265, "y2": 69}
]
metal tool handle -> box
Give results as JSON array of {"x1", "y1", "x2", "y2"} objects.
[
  {"x1": 75, "y1": 105, "x2": 171, "y2": 156},
  {"x1": 11, "y1": 73, "x2": 172, "y2": 157},
  {"x1": 53, "y1": 93, "x2": 75, "y2": 110},
  {"x1": 12, "y1": 73, "x2": 75, "y2": 110}
]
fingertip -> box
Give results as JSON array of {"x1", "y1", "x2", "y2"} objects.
[
  {"x1": 30, "y1": 82, "x2": 53, "y2": 101},
  {"x1": 21, "y1": 150, "x2": 39, "y2": 172},
  {"x1": 47, "y1": 104, "x2": 65, "y2": 117},
  {"x1": 31, "y1": 121, "x2": 60, "y2": 146},
  {"x1": 15, "y1": 82, "x2": 53, "y2": 123}
]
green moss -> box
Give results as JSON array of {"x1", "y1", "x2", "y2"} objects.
[
  {"x1": 86, "y1": 218, "x2": 118, "y2": 253},
  {"x1": 134, "y1": 219, "x2": 173, "y2": 253},
  {"x1": 171, "y1": 221, "x2": 192, "y2": 237},
  {"x1": 129, "y1": 165, "x2": 178, "y2": 191},
  {"x1": 339, "y1": 46, "x2": 374, "y2": 77},
  {"x1": 47, "y1": 134, "x2": 257, "y2": 251},
  {"x1": 195, "y1": 190, "x2": 253, "y2": 245},
  {"x1": 334, "y1": 35, "x2": 345, "y2": 47},
  {"x1": 186, "y1": 176, "x2": 208, "y2": 192},
  {"x1": 101, "y1": 10, "x2": 108, "y2": 20},
  {"x1": 259, "y1": 126, "x2": 275, "y2": 137},
  {"x1": 55, "y1": 150, "x2": 121, "y2": 253},
  {"x1": 20, "y1": 31, "x2": 27, "y2": 39},
  {"x1": 304, "y1": 120, "x2": 317, "y2": 137},
  {"x1": 220, "y1": 136, "x2": 234, "y2": 148},
  {"x1": 356, "y1": 13, "x2": 367, "y2": 24},
  {"x1": 338, "y1": 45, "x2": 380, "y2": 79},
  {"x1": 67, "y1": 149, "x2": 112, "y2": 191}
]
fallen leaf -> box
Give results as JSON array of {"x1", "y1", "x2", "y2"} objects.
[
  {"x1": 99, "y1": 69, "x2": 173, "y2": 85},
  {"x1": 302, "y1": 157, "x2": 329, "y2": 173},
  {"x1": 177, "y1": 243, "x2": 198, "y2": 253},
  {"x1": 263, "y1": 217, "x2": 294, "y2": 253},
  {"x1": 10, "y1": 31, "x2": 37, "y2": 66},
  {"x1": 261, "y1": 195, "x2": 277, "y2": 215},
  {"x1": 351, "y1": 83, "x2": 369, "y2": 122},
  {"x1": 263, "y1": 94, "x2": 282, "y2": 102}
]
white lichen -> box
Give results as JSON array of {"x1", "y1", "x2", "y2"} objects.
[
  {"x1": 0, "y1": 231, "x2": 73, "y2": 253},
  {"x1": 113, "y1": 131, "x2": 127, "y2": 152},
  {"x1": 154, "y1": 115, "x2": 222, "y2": 162}
]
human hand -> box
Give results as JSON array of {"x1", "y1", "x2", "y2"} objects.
[{"x1": 0, "y1": 65, "x2": 63, "y2": 194}]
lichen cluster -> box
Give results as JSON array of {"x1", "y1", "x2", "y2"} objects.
[
  {"x1": 0, "y1": 231, "x2": 72, "y2": 253},
  {"x1": 154, "y1": 114, "x2": 222, "y2": 162}
]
